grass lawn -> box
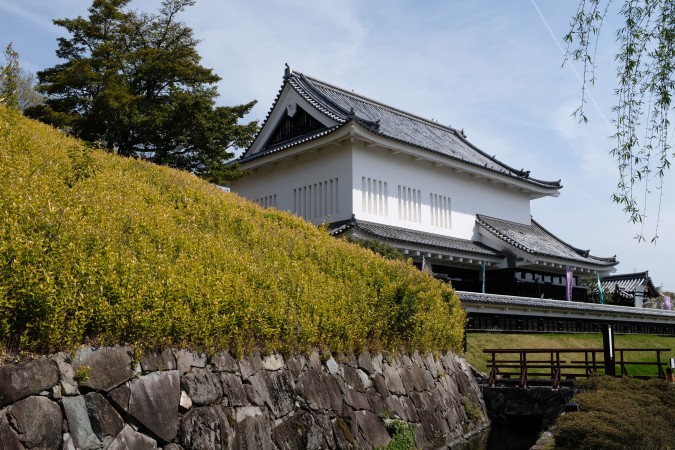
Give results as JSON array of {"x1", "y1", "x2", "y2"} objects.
[{"x1": 465, "y1": 332, "x2": 675, "y2": 378}]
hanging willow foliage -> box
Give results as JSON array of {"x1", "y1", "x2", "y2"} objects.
[{"x1": 565, "y1": 0, "x2": 675, "y2": 242}]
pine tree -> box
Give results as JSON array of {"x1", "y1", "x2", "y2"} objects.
[{"x1": 28, "y1": 0, "x2": 258, "y2": 183}]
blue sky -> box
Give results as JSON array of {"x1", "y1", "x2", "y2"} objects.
[{"x1": 2, "y1": 0, "x2": 674, "y2": 291}]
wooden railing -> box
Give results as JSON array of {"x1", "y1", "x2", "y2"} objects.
[{"x1": 484, "y1": 348, "x2": 671, "y2": 388}]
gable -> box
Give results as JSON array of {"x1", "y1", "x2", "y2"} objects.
[
  {"x1": 265, "y1": 105, "x2": 325, "y2": 148},
  {"x1": 243, "y1": 82, "x2": 341, "y2": 158},
  {"x1": 239, "y1": 69, "x2": 562, "y2": 199}
]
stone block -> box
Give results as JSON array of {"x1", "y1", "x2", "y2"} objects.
[
  {"x1": 409, "y1": 390, "x2": 430, "y2": 410},
  {"x1": 61, "y1": 396, "x2": 101, "y2": 449},
  {"x1": 382, "y1": 363, "x2": 406, "y2": 395},
  {"x1": 271, "y1": 410, "x2": 326, "y2": 450},
  {"x1": 238, "y1": 352, "x2": 263, "y2": 380},
  {"x1": 371, "y1": 353, "x2": 383, "y2": 374},
  {"x1": 384, "y1": 395, "x2": 419, "y2": 422},
  {"x1": 179, "y1": 405, "x2": 233, "y2": 450},
  {"x1": 424, "y1": 353, "x2": 440, "y2": 378},
  {"x1": 331, "y1": 415, "x2": 356, "y2": 449},
  {"x1": 233, "y1": 406, "x2": 274, "y2": 449},
  {"x1": 181, "y1": 368, "x2": 222, "y2": 406},
  {"x1": 342, "y1": 365, "x2": 366, "y2": 392},
  {"x1": 175, "y1": 350, "x2": 207, "y2": 375},
  {"x1": 73, "y1": 347, "x2": 134, "y2": 392},
  {"x1": 411, "y1": 351, "x2": 425, "y2": 367},
  {"x1": 84, "y1": 392, "x2": 124, "y2": 439},
  {"x1": 0, "y1": 358, "x2": 59, "y2": 406},
  {"x1": 455, "y1": 369, "x2": 473, "y2": 396},
  {"x1": 365, "y1": 387, "x2": 387, "y2": 416},
  {"x1": 162, "y1": 442, "x2": 184, "y2": 450},
  {"x1": 179, "y1": 390, "x2": 193, "y2": 412},
  {"x1": 0, "y1": 411, "x2": 23, "y2": 449},
  {"x1": 262, "y1": 354, "x2": 284, "y2": 371},
  {"x1": 247, "y1": 370, "x2": 294, "y2": 419},
  {"x1": 399, "y1": 366, "x2": 419, "y2": 393},
  {"x1": 324, "y1": 357, "x2": 340, "y2": 376},
  {"x1": 51, "y1": 384, "x2": 62, "y2": 399},
  {"x1": 344, "y1": 386, "x2": 370, "y2": 411},
  {"x1": 356, "y1": 351, "x2": 375, "y2": 375},
  {"x1": 128, "y1": 370, "x2": 180, "y2": 443},
  {"x1": 140, "y1": 349, "x2": 176, "y2": 373},
  {"x1": 355, "y1": 410, "x2": 390, "y2": 448},
  {"x1": 221, "y1": 372, "x2": 248, "y2": 407},
  {"x1": 412, "y1": 365, "x2": 430, "y2": 391},
  {"x1": 107, "y1": 425, "x2": 158, "y2": 450},
  {"x1": 53, "y1": 353, "x2": 79, "y2": 396},
  {"x1": 284, "y1": 354, "x2": 307, "y2": 378},
  {"x1": 210, "y1": 351, "x2": 238, "y2": 373},
  {"x1": 418, "y1": 408, "x2": 451, "y2": 440},
  {"x1": 372, "y1": 372, "x2": 389, "y2": 399},
  {"x1": 62, "y1": 433, "x2": 76, "y2": 450},
  {"x1": 163, "y1": 444, "x2": 183, "y2": 450},
  {"x1": 7, "y1": 396, "x2": 62, "y2": 449},
  {"x1": 296, "y1": 369, "x2": 342, "y2": 412},
  {"x1": 307, "y1": 351, "x2": 321, "y2": 371},
  {"x1": 419, "y1": 364, "x2": 436, "y2": 391},
  {"x1": 108, "y1": 383, "x2": 131, "y2": 411},
  {"x1": 337, "y1": 352, "x2": 357, "y2": 366}
]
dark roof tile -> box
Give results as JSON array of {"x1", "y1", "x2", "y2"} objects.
[
  {"x1": 476, "y1": 214, "x2": 617, "y2": 267},
  {"x1": 242, "y1": 69, "x2": 562, "y2": 191},
  {"x1": 330, "y1": 218, "x2": 503, "y2": 259}
]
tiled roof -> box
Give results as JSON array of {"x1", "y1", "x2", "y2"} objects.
[
  {"x1": 458, "y1": 291, "x2": 675, "y2": 320},
  {"x1": 600, "y1": 272, "x2": 658, "y2": 298},
  {"x1": 329, "y1": 218, "x2": 504, "y2": 259},
  {"x1": 476, "y1": 214, "x2": 617, "y2": 268},
  {"x1": 242, "y1": 69, "x2": 561, "y2": 190}
]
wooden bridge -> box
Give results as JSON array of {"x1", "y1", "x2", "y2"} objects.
[{"x1": 484, "y1": 347, "x2": 672, "y2": 388}]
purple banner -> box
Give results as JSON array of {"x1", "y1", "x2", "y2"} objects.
[
  {"x1": 565, "y1": 266, "x2": 573, "y2": 301},
  {"x1": 664, "y1": 295, "x2": 672, "y2": 311}
]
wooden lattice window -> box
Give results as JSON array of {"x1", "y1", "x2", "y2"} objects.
[{"x1": 266, "y1": 106, "x2": 324, "y2": 148}]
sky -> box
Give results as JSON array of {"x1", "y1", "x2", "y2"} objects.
[{"x1": 1, "y1": 0, "x2": 674, "y2": 291}]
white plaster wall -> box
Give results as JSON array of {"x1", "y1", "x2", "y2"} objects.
[
  {"x1": 230, "y1": 146, "x2": 353, "y2": 225},
  {"x1": 351, "y1": 143, "x2": 532, "y2": 240}
]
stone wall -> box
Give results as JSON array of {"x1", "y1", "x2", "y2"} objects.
[
  {"x1": 0, "y1": 347, "x2": 489, "y2": 449},
  {"x1": 481, "y1": 386, "x2": 576, "y2": 428}
]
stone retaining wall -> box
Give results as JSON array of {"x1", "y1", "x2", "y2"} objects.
[
  {"x1": 481, "y1": 386, "x2": 576, "y2": 428},
  {"x1": 0, "y1": 347, "x2": 489, "y2": 449}
]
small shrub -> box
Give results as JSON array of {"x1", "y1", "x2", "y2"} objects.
[
  {"x1": 461, "y1": 396, "x2": 482, "y2": 422},
  {"x1": 379, "y1": 416, "x2": 416, "y2": 450},
  {"x1": 74, "y1": 365, "x2": 92, "y2": 384}
]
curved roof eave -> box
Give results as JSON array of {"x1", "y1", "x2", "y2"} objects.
[
  {"x1": 476, "y1": 214, "x2": 618, "y2": 268},
  {"x1": 354, "y1": 125, "x2": 562, "y2": 192},
  {"x1": 291, "y1": 71, "x2": 562, "y2": 190},
  {"x1": 330, "y1": 218, "x2": 505, "y2": 260},
  {"x1": 241, "y1": 67, "x2": 564, "y2": 193}
]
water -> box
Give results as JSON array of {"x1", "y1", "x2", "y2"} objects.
[
  {"x1": 484, "y1": 423, "x2": 542, "y2": 450},
  {"x1": 454, "y1": 423, "x2": 542, "y2": 450}
]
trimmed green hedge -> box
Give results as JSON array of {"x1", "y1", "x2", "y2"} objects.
[
  {"x1": 553, "y1": 376, "x2": 675, "y2": 450},
  {"x1": 0, "y1": 106, "x2": 465, "y2": 356}
]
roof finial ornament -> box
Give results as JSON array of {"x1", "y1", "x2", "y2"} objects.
[{"x1": 284, "y1": 63, "x2": 291, "y2": 80}]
